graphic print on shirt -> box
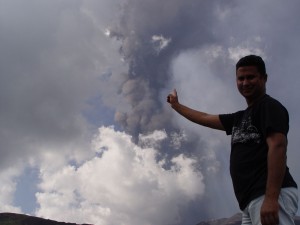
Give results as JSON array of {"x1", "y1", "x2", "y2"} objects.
[{"x1": 232, "y1": 114, "x2": 261, "y2": 145}]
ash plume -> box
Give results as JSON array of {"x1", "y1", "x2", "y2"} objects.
[{"x1": 107, "y1": 0, "x2": 221, "y2": 136}]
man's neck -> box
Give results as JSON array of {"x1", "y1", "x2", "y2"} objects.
[{"x1": 246, "y1": 93, "x2": 266, "y2": 107}]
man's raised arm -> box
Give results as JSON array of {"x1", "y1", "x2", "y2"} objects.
[{"x1": 167, "y1": 89, "x2": 225, "y2": 131}]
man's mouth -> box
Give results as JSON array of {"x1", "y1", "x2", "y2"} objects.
[{"x1": 242, "y1": 88, "x2": 253, "y2": 94}]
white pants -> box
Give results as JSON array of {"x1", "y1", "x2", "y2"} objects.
[{"x1": 241, "y1": 188, "x2": 298, "y2": 225}]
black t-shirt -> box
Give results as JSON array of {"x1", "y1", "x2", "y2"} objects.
[{"x1": 219, "y1": 95, "x2": 297, "y2": 210}]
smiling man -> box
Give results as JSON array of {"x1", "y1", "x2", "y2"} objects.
[{"x1": 167, "y1": 55, "x2": 298, "y2": 225}]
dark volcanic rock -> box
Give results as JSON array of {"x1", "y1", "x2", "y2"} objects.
[{"x1": 0, "y1": 213, "x2": 93, "y2": 225}]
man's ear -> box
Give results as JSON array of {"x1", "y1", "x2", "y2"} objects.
[{"x1": 264, "y1": 73, "x2": 268, "y2": 82}]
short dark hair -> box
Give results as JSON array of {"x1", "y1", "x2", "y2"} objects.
[{"x1": 236, "y1": 55, "x2": 266, "y2": 75}]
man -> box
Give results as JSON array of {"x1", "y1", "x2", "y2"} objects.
[{"x1": 167, "y1": 55, "x2": 298, "y2": 225}]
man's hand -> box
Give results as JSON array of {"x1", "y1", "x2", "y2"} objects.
[
  {"x1": 167, "y1": 89, "x2": 179, "y2": 106},
  {"x1": 260, "y1": 197, "x2": 279, "y2": 225}
]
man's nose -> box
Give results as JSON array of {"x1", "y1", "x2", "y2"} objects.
[{"x1": 243, "y1": 79, "x2": 250, "y2": 86}]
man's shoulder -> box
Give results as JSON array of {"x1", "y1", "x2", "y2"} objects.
[
  {"x1": 257, "y1": 95, "x2": 289, "y2": 120},
  {"x1": 260, "y1": 94, "x2": 286, "y2": 109},
  {"x1": 263, "y1": 94, "x2": 279, "y2": 102}
]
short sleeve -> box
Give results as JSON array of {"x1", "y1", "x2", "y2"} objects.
[
  {"x1": 259, "y1": 99, "x2": 289, "y2": 138},
  {"x1": 219, "y1": 113, "x2": 235, "y2": 135}
]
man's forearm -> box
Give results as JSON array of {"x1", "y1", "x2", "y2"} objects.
[
  {"x1": 171, "y1": 102, "x2": 224, "y2": 130},
  {"x1": 265, "y1": 145, "x2": 286, "y2": 200},
  {"x1": 172, "y1": 102, "x2": 207, "y2": 123}
]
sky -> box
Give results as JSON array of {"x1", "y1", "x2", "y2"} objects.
[{"x1": 1, "y1": 0, "x2": 300, "y2": 225}]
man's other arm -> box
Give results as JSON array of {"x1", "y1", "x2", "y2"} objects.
[{"x1": 260, "y1": 132, "x2": 287, "y2": 225}]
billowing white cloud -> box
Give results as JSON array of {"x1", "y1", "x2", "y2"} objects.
[
  {"x1": 169, "y1": 131, "x2": 187, "y2": 150},
  {"x1": 0, "y1": 167, "x2": 22, "y2": 213},
  {"x1": 35, "y1": 127, "x2": 205, "y2": 225},
  {"x1": 138, "y1": 129, "x2": 167, "y2": 148}
]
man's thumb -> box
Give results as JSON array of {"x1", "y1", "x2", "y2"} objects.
[{"x1": 172, "y1": 89, "x2": 177, "y2": 96}]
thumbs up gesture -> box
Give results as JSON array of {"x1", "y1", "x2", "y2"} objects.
[{"x1": 167, "y1": 89, "x2": 178, "y2": 106}]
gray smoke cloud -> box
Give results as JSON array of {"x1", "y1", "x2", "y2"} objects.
[{"x1": 106, "y1": 0, "x2": 222, "y2": 135}]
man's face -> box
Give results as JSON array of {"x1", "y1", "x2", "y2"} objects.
[{"x1": 236, "y1": 66, "x2": 267, "y2": 101}]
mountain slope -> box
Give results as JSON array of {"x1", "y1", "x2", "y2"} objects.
[{"x1": 0, "y1": 213, "x2": 92, "y2": 225}]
